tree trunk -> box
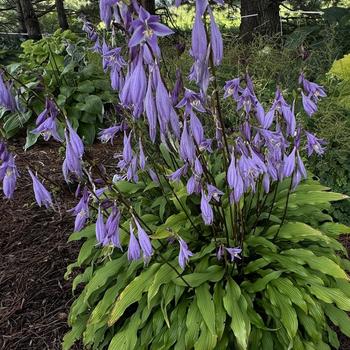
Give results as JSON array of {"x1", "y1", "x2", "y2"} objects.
[
  {"x1": 55, "y1": 0, "x2": 69, "y2": 30},
  {"x1": 15, "y1": 0, "x2": 27, "y2": 34},
  {"x1": 141, "y1": 0, "x2": 155, "y2": 14},
  {"x1": 19, "y1": 0, "x2": 42, "y2": 40},
  {"x1": 239, "y1": 0, "x2": 281, "y2": 43}
]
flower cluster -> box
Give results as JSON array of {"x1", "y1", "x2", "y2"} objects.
[{"x1": 0, "y1": 0, "x2": 328, "y2": 272}]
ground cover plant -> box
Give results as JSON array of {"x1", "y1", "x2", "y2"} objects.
[{"x1": 0, "y1": 0, "x2": 350, "y2": 349}]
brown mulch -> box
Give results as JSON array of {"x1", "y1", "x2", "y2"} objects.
[
  {"x1": 0, "y1": 137, "x2": 349, "y2": 350},
  {"x1": 0, "y1": 137, "x2": 116, "y2": 350}
]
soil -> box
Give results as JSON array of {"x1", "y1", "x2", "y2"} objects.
[
  {"x1": 0, "y1": 137, "x2": 116, "y2": 350},
  {"x1": 0, "y1": 137, "x2": 349, "y2": 350}
]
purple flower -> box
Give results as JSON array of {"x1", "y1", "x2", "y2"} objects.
[
  {"x1": 200, "y1": 190, "x2": 213, "y2": 225},
  {"x1": 69, "y1": 188, "x2": 90, "y2": 232},
  {"x1": 122, "y1": 131, "x2": 133, "y2": 166},
  {"x1": 190, "y1": 111, "x2": 205, "y2": 145},
  {"x1": 191, "y1": 12, "x2": 207, "y2": 62},
  {"x1": 62, "y1": 127, "x2": 83, "y2": 182},
  {"x1": 1, "y1": 154, "x2": 18, "y2": 199},
  {"x1": 105, "y1": 206, "x2": 122, "y2": 248},
  {"x1": 66, "y1": 121, "x2": 84, "y2": 157},
  {"x1": 269, "y1": 89, "x2": 296, "y2": 136},
  {"x1": 139, "y1": 139, "x2": 146, "y2": 170},
  {"x1": 28, "y1": 169, "x2": 53, "y2": 208},
  {"x1": 100, "y1": 0, "x2": 118, "y2": 27},
  {"x1": 144, "y1": 74, "x2": 157, "y2": 143},
  {"x1": 207, "y1": 184, "x2": 224, "y2": 202},
  {"x1": 0, "y1": 140, "x2": 9, "y2": 161},
  {"x1": 134, "y1": 218, "x2": 153, "y2": 262},
  {"x1": 209, "y1": 8, "x2": 223, "y2": 66},
  {"x1": 35, "y1": 98, "x2": 59, "y2": 126},
  {"x1": 32, "y1": 117, "x2": 62, "y2": 142},
  {"x1": 283, "y1": 147, "x2": 296, "y2": 178},
  {"x1": 98, "y1": 125, "x2": 122, "y2": 144},
  {"x1": 82, "y1": 19, "x2": 98, "y2": 42},
  {"x1": 96, "y1": 206, "x2": 106, "y2": 245},
  {"x1": 128, "y1": 223, "x2": 141, "y2": 261},
  {"x1": 224, "y1": 78, "x2": 241, "y2": 101},
  {"x1": 305, "y1": 131, "x2": 325, "y2": 157},
  {"x1": 237, "y1": 87, "x2": 255, "y2": 114},
  {"x1": 225, "y1": 247, "x2": 242, "y2": 262},
  {"x1": 299, "y1": 73, "x2": 326, "y2": 101},
  {"x1": 129, "y1": 7, "x2": 173, "y2": 53},
  {"x1": 179, "y1": 118, "x2": 196, "y2": 163},
  {"x1": 0, "y1": 73, "x2": 16, "y2": 112},
  {"x1": 177, "y1": 88, "x2": 206, "y2": 115},
  {"x1": 168, "y1": 164, "x2": 188, "y2": 182},
  {"x1": 302, "y1": 92, "x2": 317, "y2": 117},
  {"x1": 227, "y1": 153, "x2": 244, "y2": 203},
  {"x1": 178, "y1": 238, "x2": 193, "y2": 269}
]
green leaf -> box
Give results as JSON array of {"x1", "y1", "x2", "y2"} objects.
[
  {"x1": 148, "y1": 263, "x2": 178, "y2": 306},
  {"x1": 68, "y1": 224, "x2": 95, "y2": 242},
  {"x1": 24, "y1": 128, "x2": 40, "y2": 150},
  {"x1": 308, "y1": 284, "x2": 350, "y2": 311},
  {"x1": 185, "y1": 298, "x2": 201, "y2": 349},
  {"x1": 194, "y1": 322, "x2": 217, "y2": 350},
  {"x1": 244, "y1": 271, "x2": 282, "y2": 293},
  {"x1": 81, "y1": 94, "x2": 103, "y2": 115},
  {"x1": 77, "y1": 237, "x2": 97, "y2": 266},
  {"x1": 113, "y1": 181, "x2": 144, "y2": 194},
  {"x1": 108, "y1": 263, "x2": 160, "y2": 326},
  {"x1": 62, "y1": 314, "x2": 89, "y2": 350},
  {"x1": 223, "y1": 278, "x2": 248, "y2": 350},
  {"x1": 173, "y1": 265, "x2": 225, "y2": 287},
  {"x1": 78, "y1": 122, "x2": 95, "y2": 145},
  {"x1": 213, "y1": 282, "x2": 226, "y2": 340},
  {"x1": 282, "y1": 249, "x2": 349, "y2": 280},
  {"x1": 271, "y1": 278, "x2": 308, "y2": 313},
  {"x1": 324, "y1": 303, "x2": 350, "y2": 337},
  {"x1": 83, "y1": 255, "x2": 126, "y2": 303},
  {"x1": 196, "y1": 283, "x2": 216, "y2": 335},
  {"x1": 276, "y1": 191, "x2": 348, "y2": 208}
]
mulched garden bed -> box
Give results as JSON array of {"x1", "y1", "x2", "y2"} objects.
[
  {"x1": 0, "y1": 137, "x2": 116, "y2": 350},
  {"x1": 0, "y1": 137, "x2": 349, "y2": 349}
]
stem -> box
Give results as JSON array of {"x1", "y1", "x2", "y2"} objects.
[{"x1": 273, "y1": 174, "x2": 294, "y2": 240}]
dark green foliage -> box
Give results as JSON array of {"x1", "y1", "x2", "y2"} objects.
[
  {"x1": 64, "y1": 170, "x2": 350, "y2": 349},
  {"x1": 0, "y1": 29, "x2": 114, "y2": 145}
]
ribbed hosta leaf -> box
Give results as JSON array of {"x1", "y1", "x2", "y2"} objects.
[{"x1": 108, "y1": 263, "x2": 160, "y2": 326}]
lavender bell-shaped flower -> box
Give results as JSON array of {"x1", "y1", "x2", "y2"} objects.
[
  {"x1": 0, "y1": 73, "x2": 16, "y2": 112},
  {"x1": 28, "y1": 169, "x2": 53, "y2": 208},
  {"x1": 134, "y1": 218, "x2": 153, "y2": 262},
  {"x1": 225, "y1": 247, "x2": 242, "y2": 262},
  {"x1": 105, "y1": 206, "x2": 122, "y2": 249},
  {"x1": 139, "y1": 139, "x2": 146, "y2": 170},
  {"x1": 224, "y1": 78, "x2": 241, "y2": 101},
  {"x1": 301, "y1": 92, "x2": 317, "y2": 117},
  {"x1": 98, "y1": 125, "x2": 122, "y2": 144},
  {"x1": 129, "y1": 6, "x2": 174, "y2": 55},
  {"x1": 305, "y1": 131, "x2": 325, "y2": 156},
  {"x1": 96, "y1": 206, "x2": 107, "y2": 245},
  {"x1": 200, "y1": 190, "x2": 214, "y2": 225},
  {"x1": 299, "y1": 73, "x2": 326, "y2": 101},
  {"x1": 209, "y1": 8, "x2": 223, "y2": 66},
  {"x1": 283, "y1": 147, "x2": 296, "y2": 178},
  {"x1": 128, "y1": 223, "x2": 141, "y2": 261},
  {"x1": 144, "y1": 74, "x2": 157, "y2": 143},
  {"x1": 179, "y1": 118, "x2": 196, "y2": 163},
  {"x1": 191, "y1": 10, "x2": 207, "y2": 62},
  {"x1": 1, "y1": 154, "x2": 18, "y2": 199},
  {"x1": 69, "y1": 188, "x2": 90, "y2": 232},
  {"x1": 190, "y1": 111, "x2": 205, "y2": 145},
  {"x1": 178, "y1": 238, "x2": 193, "y2": 269}
]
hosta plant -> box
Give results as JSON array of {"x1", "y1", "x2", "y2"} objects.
[{"x1": 0, "y1": 0, "x2": 349, "y2": 349}]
